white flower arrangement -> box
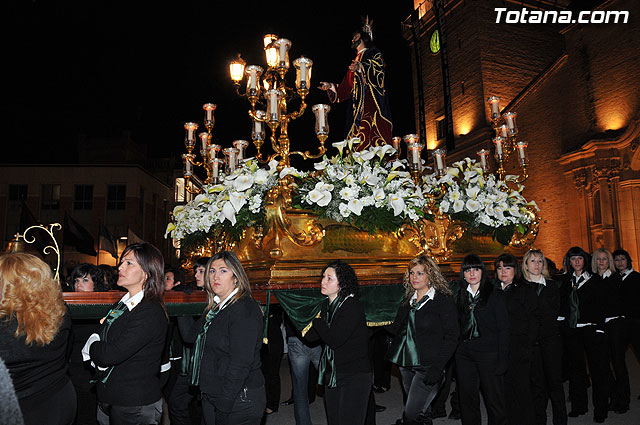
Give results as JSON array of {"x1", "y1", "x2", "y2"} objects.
[
  {"x1": 165, "y1": 158, "x2": 280, "y2": 241},
  {"x1": 423, "y1": 157, "x2": 539, "y2": 234},
  {"x1": 165, "y1": 139, "x2": 539, "y2": 248},
  {"x1": 295, "y1": 140, "x2": 427, "y2": 233}
]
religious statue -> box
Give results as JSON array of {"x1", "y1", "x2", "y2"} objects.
[{"x1": 319, "y1": 18, "x2": 392, "y2": 151}]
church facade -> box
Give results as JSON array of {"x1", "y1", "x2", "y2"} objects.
[{"x1": 403, "y1": 0, "x2": 640, "y2": 264}]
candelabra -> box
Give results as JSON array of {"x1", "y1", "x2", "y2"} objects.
[
  {"x1": 486, "y1": 96, "x2": 528, "y2": 182},
  {"x1": 229, "y1": 34, "x2": 330, "y2": 173}
]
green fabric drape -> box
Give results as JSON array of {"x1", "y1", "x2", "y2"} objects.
[
  {"x1": 317, "y1": 294, "x2": 353, "y2": 388},
  {"x1": 387, "y1": 295, "x2": 429, "y2": 367},
  {"x1": 273, "y1": 284, "x2": 405, "y2": 335},
  {"x1": 91, "y1": 301, "x2": 126, "y2": 384},
  {"x1": 189, "y1": 307, "x2": 220, "y2": 386},
  {"x1": 462, "y1": 291, "x2": 481, "y2": 341}
]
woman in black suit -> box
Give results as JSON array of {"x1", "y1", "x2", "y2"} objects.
[
  {"x1": 494, "y1": 253, "x2": 538, "y2": 425},
  {"x1": 522, "y1": 249, "x2": 567, "y2": 425},
  {"x1": 592, "y1": 248, "x2": 629, "y2": 414},
  {"x1": 559, "y1": 246, "x2": 610, "y2": 423},
  {"x1": 185, "y1": 251, "x2": 265, "y2": 425},
  {"x1": 307, "y1": 260, "x2": 371, "y2": 425},
  {"x1": 453, "y1": 254, "x2": 509, "y2": 425},
  {"x1": 387, "y1": 254, "x2": 459, "y2": 425},
  {"x1": 83, "y1": 243, "x2": 168, "y2": 425},
  {"x1": 0, "y1": 253, "x2": 75, "y2": 425}
]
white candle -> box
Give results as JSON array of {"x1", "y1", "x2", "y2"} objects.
[
  {"x1": 299, "y1": 61, "x2": 307, "y2": 86},
  {"x1": 317, "y1": 108, "x2": 325, "y2": 129},
  {"x1": 184, "y1": 157, "x2": 192, "y2": 176},
  {"x1": 412, "y1": 148, "x2": 420, "y2": 165},
  {"x1": 249, "y1": 68, "x2": 257, "y2": 90},
  {"x1": 495, "y1": 139, "x2": 503, "y2": 156},
  {"x1": 480, "y1": 153, "x2": 487, "y2": 169},
  {"x1": 517, "y1": 142, "x2": 527, "y2": 161},
  {"x1": 435, "y1": 154, "x2": 444, "y2": 170},
  {"x1": 212, "y1": 159, "x2": 219, "y2": 179}
]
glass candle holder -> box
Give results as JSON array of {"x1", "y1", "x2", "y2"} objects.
[
  {"x1": 503, "y1": 112, "x2": 518, "y2": 136},
  {"x1": 252, "y1": 110, "x2": 266, "y2": 141},
  {"x1": 184, "y1": 122, "x2": 199, "y2": 150},
  {"x1": 263, "y1": 34, "x2": 278, "y2": 68},
  {"x1": 245, "y1": 65, "x2": 263, "y2": 97},
  {"x1": 233, "y1": 140, "x2": 249, "y2": 164},
  {"x1": 516, "y1": 141, "x2": 528, "y2": 165},
  {"x1": 312, "y1": 104, "x2": 330, "y2": 136},
  {"x1": 203, "y1": 103, "x2": 216, "y2": 128},
  {"x1": 182, "y1": 154, "x2": 193, "y2": 176},
  {"x1": 208, "y1": 144, "x2": 221, "y2": 160},
  {"x1": 198, "y1": 132, "x2": 209, "y2": 156},
  {"x1": 476, "y1": 149, "x2": 490, "y2": 173},
  {"x1": 492, "y1": 137, "x2": 506, "y2": 159},
  {"x1": 408, "y1": 142, "x2": 424, "y2": 172},
  {"x1": 293, "y1": 57, "x2": 313, "y2": 91},
  {"x1": 274, "y1": 38, "x2": 291, "y2": 70},
  {"x1": 391, "y1": 136, "x2": 402, "y2": 156},
  {"x1": 210, "y1": 158, "x2": 224, "y2": 183},
  {"x1": 497, "y1": 124, "x2": 508, "y2": 139},
  {"x1": 223, "y1": 148, "x2": 239, "y2": 174},
  {"x1": 432, "y1": 148, "x2": 447, "y2": 176},
  {"x1": 265, "y1": 89, "x2": 282, "y2": 122},
  {"x1": 487, "y1": 96, "x2": 501, "y2": 120}
]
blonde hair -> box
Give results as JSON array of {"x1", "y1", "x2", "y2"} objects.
[
  {"x1": 403, "y1": 255, "x2": 452, "y2": 299},
  {"x1": 522, "y1": 249, "x2": 550, "y2": 281},
  {"x1": 591, "y1": 248, "x2": 616, "y2": 275},
  {"x1": 0, "y1": 253, "x2": 66, "y2": 346}
]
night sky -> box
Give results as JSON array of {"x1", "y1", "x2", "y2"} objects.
[{"x1": 3, "y1": 0, "x2": 416, "y2": 167}]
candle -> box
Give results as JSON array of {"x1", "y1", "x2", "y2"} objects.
[
  {"x1": 392, "y1": 136, "x2": 401, "y2": 152},
  {"x1": 276, "y1": 38, "x2": 291, "y2": 68},
  {"x1": 183, "y1": 155, "x2": 192, "y2": 176},
  {"x1": 199, "y1": 132, "x2": 209, "y2": 155},
  {"x1": 517, "y1": 141, "x2": 528, "y2": 163},
  {"x1": 477, "y1": 149, "x2": 490, "y2": 171},
  {"x1": 208, "y1": 144, "x2": 221, "y2": 159},
  {"x1": 252, "y1": 110, "x2": 266, "y2": 140},
  {"x1": 487, "y1": 96, "x2": 500, "y2": 119},
  {"x1": 202, "y1": 103, "x2": 216, "y2": 126},
  {"x1": 503, "y1": 112, "x2": 517, "y2": 135},
  {"x1": 184, "y1": 122, "x2": 198, "y2": 142},
  {"x1": 233, "y1": 140, "x2": 249, "y2": 162},
  {"x1": 412, "y1": 147, "x2": 420, "y2": 164},
  {"x1": 266, "y1": 90, "x2": 280, "y2": 121},
  {"x1": 432, "y1": 148, "x2": 446, "y2": 174},
  {"x1": 493, "y1": 137, "x2": 504, "y2": 157},
  {"x1": 435, "y1": 153, "x2": 444, "y2": 170},
  {"x1": 498, "y1": 125, "x2": 508, "y2": 139}
]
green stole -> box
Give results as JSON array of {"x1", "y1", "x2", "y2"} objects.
[
  {"x1": 91, "y1": 300, "x2": 127, "y2": 384},
  {"x1": 189, "y1": 307, "x2": 221, "y2": 386},
  {"x1": 462, "y1": 289, "x2": 481, "y2": 341},
  {"x1": 387, "y1": 294, "x2": 430, "y2": 367},
  {"x1": 317, "y1": 294, "x2": 353, "y2": 388},
  {"x1": 568, "y1": 274, "x2": 583, "y2": 328}
]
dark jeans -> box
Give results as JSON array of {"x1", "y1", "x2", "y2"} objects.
[
  {"x1": 201, "y1": 386, "x2": 265, "y2": 425},
  {"x1": 530, "y1": 334, "x2": 567, "y2": 425},
  {"x1": 562, "y1": 326, "x2": 610, "y2": 419},
  {"x1": 400, "y1": 366, "x2": 441, "y2": 425},
  {"x1": 606, "y1": 318, "x2": 630, "y2": 409},
  {"x1": 287, "y1": 336, "x2": 321, "y2": 425},
  {"x1": 455, "y1": 344, "x2": 507, "y2": 425},
  {"x1": 324, "y1": 372, "x2": 372, "y2": 425},
  {"x1": 97, "y1": 399, "x2": 162, "y2": 425}
]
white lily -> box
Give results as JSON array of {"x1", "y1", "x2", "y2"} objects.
[
  {"x1": 229, "y1": 191, "x2": 247, "y2": 212},
  {"x1": 348, "y1": 198, "x2": 364, "y2": 216},
  {"x1": 221, "y1": 201, "x2": 237, "y2": 225},
  {"x1": 466, "y1": 199, "x2": 481, "y2": 212},
  {"x1": 332, "y1": 140, "x2": 348, "y2": 157},
  {"x1": 233, "y1": 174, "x2": 255, "y2": 192},
  {"x1": 389, "y1": 194, "x2": 406, "y2": 216}
]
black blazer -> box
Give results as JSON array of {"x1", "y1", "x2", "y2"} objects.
[
  {"x1": 527, "y1": 278, "x2": 561, "y2": 340},
  {"x1": 388, "y1": 291, "x2": 459, "y2": 371},
  {"x1": 621, "y1": 270, "x2": 640, "y2": 319},
  {"x1": 188, "y1": 295, "x2": 264, "y2": 413},
  {"x1": 500, "y1": 280, "x2": 538, "y2": 360},
  {"x1": 602, "y1": 272, "x2": 624, "y2": 319},
  {"x1": 90, "y1": 299, "x2": 168, "y2": 406},
  {"x1": 454, "y1": 280, "x2": 510, "y2": 371},
  {"x1": 558, "y1": 273, "x2": 606, "y2": 330},
  {"x1": 308, "y1": 295, "x2": 371, "y2": 376}
]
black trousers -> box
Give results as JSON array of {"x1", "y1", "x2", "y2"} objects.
[
  {"x1": 324, "y1": 372, "x2": 372, "y2": 425},
  {"x1": 371, "y1": 328, "x2": 392, "y2": 388},
  {"x1": 201, "y1": 386, "x2": 265, "y2": 425},
  {"x1": 97, "y1": 399, "x2": 162, "y2": 425},
  {"x1": 431, "y1": 359, "x2": 459, "y2": 415},
  {"x1": 530, "y1": 333, "x2": 567, "y2": 425},
  {"x1": 504, "y1": 336, "x2": 534, "y2": 425},
  {"x1": 455, "y1": 344, "x2": 507, "y2": 425},
  {"x1": 562, "y1": 326, "x2": 610, "y2": 419},
  {"x1": 400, "y1": 366, "x2": 441, "y2": 425},
  {"x1": 629, "y1": 317, "x2": 640, "y2": 362},
  {"x1": 606, "y1": 318, "x2": 630, "y2": 409}
]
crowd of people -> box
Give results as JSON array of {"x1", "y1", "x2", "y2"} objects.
[{"x1": 0, "y1": 243, "x2": 638, "y2": 425}]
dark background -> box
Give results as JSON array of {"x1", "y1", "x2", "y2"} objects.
[{"x1": 3, "y1": 0, "x2": 417, "y2": 167}]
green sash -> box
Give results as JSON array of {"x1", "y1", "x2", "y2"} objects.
[
  {"x1": 91, "y1": 301, "x2": 126, "y2": 384},
  {"x1": 387, "y1": 295, "x2": 429, "y2": 367},
  {"x1": 568, "y1": 275, "x2": 582, "y2": 328},
  {"x1": 317, "y1": 294, "x2": 353, "y2": 388},
  {"x1": 462, "y1": 290, "x2": 481, "y2": 341},
  {"x1": 189, "y1": 307, "x2": 220, "y2": 386},
  {"x1": 536, "y1": 282, "x2": 544, "y2": 296}
]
